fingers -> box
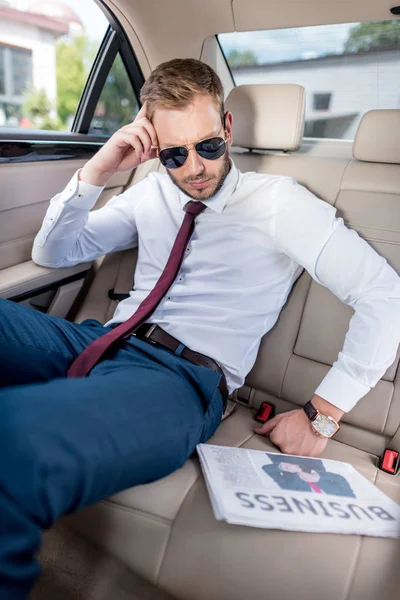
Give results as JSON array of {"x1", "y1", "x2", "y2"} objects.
[
  {"x1": 123, "y1": 104, "x2": 159, "y2": 148},
  {"x1": 114, "y1": 132, "x2": 146, "y2": 165},
  {"x1": 254, "y1": 413, "x2": 284, "y2": 435},
  {"x1": 136, "y1": 101, "x2": 147, "y2": 120}
]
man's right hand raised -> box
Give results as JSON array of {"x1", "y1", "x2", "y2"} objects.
[{"x1": 80, "y1": 102, "x2": 159, "y2": 186}]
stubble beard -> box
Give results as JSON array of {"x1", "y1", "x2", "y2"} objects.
[{"x1": 166, "y1": 150, "x2": 231, "y2": 201}]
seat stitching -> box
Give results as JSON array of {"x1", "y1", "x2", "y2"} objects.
[
  {"x1": 0, "y1": 234, "x2": 35, "y2": 247},
  {"x1": 342, "y1": 536, "x2": 363, "y2": 600},
  {"x1": 230, "y1": 0, "x2": 236, "y2": 29},
  {"x1": 381, "y1": 384, "x2": 395, "y2": 435},
  {"x1": 99, "y1": 498, "x2": 173, "y2": 525},
  {"x1": 360, "y1": 237, "x2": 400, "y2": 246},
  {"x1": 154, "y1": 472, "x2": 203, "y2": 585},
  {"x1": 340, "y1": 188, "x2": 400, "y2": 197},
  {"x1": 335, "y1": 159, "x2": 351, "y2": 207},
  {"x1": 280, "y1": 273, "x2": 313, "y2": 398},
  {"x1": 349, "y1": 223, "x2": 400, "y2": 234}
]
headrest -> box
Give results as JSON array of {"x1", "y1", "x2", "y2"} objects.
[
  {"x1": 225, "y1": 84, "x2": 305, "y2": 151},
  {"x1": 353, "y1": 110, "x2": 400, "y2": 164}
]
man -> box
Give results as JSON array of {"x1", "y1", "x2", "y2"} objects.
[
  {"x1": 262, "y1": 454, "x2": 356, "y2": 497},
  {"x1": 0, "y1": 58, "x2": 399, "y2": 597}
]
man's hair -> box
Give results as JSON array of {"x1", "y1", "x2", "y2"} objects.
[{"x1": 140, "y1": 58, "x2": 225, "y2": 125}]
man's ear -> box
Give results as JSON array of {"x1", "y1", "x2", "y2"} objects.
[{"x1": 225, "y1": 111, "x2": 233, "y2": 147}]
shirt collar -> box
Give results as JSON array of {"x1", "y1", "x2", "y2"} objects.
[{"x1": 179, "y1": 159, "x2": 239, "y2": 214}]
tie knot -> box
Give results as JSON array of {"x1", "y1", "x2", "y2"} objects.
[{"x1": 183, "y1": 201, "x2": 207, "y2": 216}]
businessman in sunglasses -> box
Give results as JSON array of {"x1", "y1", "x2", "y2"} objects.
[{"x1": 1, "y1": 58, "x2": 399, "y2": 597}]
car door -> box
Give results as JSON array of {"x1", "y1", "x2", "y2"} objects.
[{"x1": 0, "y1": 0, "x2": 143, "y2": 320}]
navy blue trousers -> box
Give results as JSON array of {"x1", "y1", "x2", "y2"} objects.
[{"x1": 0, "y1": 298, "x2": 223, "y2": 599}]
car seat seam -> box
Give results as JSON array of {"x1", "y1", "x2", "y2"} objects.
[
  {"x1": 100, "y1": 498, "x2": 173, "y2": 525},
  {"x1": 342, "y1": 536, "x2": 363, "y2": 600},
  {"x1": 279, "y1": 273, "x2": 313, "y2": 398},
  {"x1": 335, "y1": 160, "x2": 351, "y2": 207},
  {"x1": 0, "y1": 234, "x2": 35, "y2": 247},
  {"x1": 356, "y1": 236, "x2": 400, "y2": 247},
  {"x1": 349, "y1": 223, "x2": 400, "y2": 234},
  {"x1": 154, "y1": 472, "x2": 203, "y2": 585},
  {"x1": 340, "y1": 187, "x2": 400, "y2": 197},
  {"x1": 381, "y1": 384, "x2": 395, "y2": 434}
]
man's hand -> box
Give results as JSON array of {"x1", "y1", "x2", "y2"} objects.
[
  {"x1": 255, "y1": 409, "x2": 328, "y2": 457},
  {"x1": 254, "y1": 394, "x2": 344, "y2": 457},
  {"x1": 80, "y1": 102, "x2": 159, "y2": 186}
]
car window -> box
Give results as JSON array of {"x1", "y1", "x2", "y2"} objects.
[
  {"x1": 0, "y1": 0, "x2": 108, "y2": 131},
  {"x1": 88, "y1": 52, "x2": 140, "y2": 136},
  {"x1": 218, "y1": 20, "x2": 400, "y2": 140}
]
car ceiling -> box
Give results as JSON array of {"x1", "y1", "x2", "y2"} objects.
[{"x1": 103, "y1": 0, "x2": 399, "y2": 74}]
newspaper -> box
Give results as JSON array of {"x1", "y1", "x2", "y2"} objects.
[{"x1": 197, "y1": 444, "x2": 400, "y2": 538}]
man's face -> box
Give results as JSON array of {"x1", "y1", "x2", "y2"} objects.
[
  {"x1": 152, "y1": 95, "x2": 233, "y2": 201},
  {"x1": 279, "y1": 462, "x2": 302, "y2": 473}
]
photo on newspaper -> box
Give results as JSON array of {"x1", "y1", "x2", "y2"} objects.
[{"x1": 197, "y1": 444, "x2": 400, "y2": 538}]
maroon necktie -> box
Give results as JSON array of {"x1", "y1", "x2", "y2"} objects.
[{"x1": 67, "y1": 200, "x2": 206, "y2": 378}]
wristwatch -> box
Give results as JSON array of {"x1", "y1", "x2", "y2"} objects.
[{"x1": 303, "y1": 400, "x2": 340, "y2": 438}]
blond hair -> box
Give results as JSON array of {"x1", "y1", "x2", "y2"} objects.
[{"x1": 140, "y1": 58, "x2": 225, "y2": 124}]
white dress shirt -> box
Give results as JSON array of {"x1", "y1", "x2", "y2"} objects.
[{"x1": 32, "y1": 160, "x2": 400, "y2": 412}]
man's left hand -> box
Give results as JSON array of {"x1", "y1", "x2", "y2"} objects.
[{"x1": 254, "y1": 408, "x2": 328, "y2": 457}]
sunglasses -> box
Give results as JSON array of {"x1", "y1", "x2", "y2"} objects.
[{"x1": 157, "y1": 134, "x2": 228, "y2": 169}]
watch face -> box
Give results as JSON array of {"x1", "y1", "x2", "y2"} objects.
[{"x1": 312, "y1": 414, "x2": 338, "y2": 438}]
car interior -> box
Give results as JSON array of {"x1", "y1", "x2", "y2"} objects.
[{"x1": 1, "y1": 0, "x2": 400, "y2": 599}]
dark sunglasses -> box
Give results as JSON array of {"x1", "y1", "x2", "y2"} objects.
[{"x1": 157, "y1": 135, "x2": 228, "y2": 169}]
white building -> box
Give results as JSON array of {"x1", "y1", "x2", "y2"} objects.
[
  {"x1": 232, "y1": 49, "x2": 400, "y2": 139},
  {"x1": 0, "y1": 0, "x2": 83, "y2": 126}
]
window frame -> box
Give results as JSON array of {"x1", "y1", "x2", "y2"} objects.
[
  {"x1": 0, "y1": 43, "x2": 33, "y2": 105},
  {"x1": 0, "y1": 0, "x2": 144, "y2": 160}
]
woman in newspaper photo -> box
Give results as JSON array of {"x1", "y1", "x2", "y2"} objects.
[{"x1": 262, "y1": 454, "x2": 356, "y2": 497}]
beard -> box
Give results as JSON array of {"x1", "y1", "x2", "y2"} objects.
[{"x1": 166, "y1": 150, "x2": 231, "y2": 201}]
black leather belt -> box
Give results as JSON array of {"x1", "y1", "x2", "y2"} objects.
[{"x1": 112, "y1": 322, "x2": 228, "y2": 409}]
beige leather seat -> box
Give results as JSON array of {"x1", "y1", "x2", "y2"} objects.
[{"x1": 65, "y1": 87, "x2": 400, "y2": 600}]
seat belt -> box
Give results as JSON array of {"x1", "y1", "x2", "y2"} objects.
[
  {"x1": 379, "y1": 423, "x2": 400, "y2": 475},
  {"x1": 108, "y1": 248, "x2": 138, "y2": 302}
]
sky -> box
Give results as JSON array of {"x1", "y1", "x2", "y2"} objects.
[
  {"x1": 13, "y1": 0, "x2": 109, "y2": 41},
  {"x1": 219, "y1": 22, "x2": 359, "y2": 64}
]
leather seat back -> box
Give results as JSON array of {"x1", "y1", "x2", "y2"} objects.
[{"x1": 226, "y1": 87, "x2": 400, "y2": 454}]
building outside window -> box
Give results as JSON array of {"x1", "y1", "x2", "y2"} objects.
[
  {"x1": 219, "y1": 20, "x2": 400, "y2": 140},
  {"x1": 0, "y1": 44, "x2": 32, "y2": 122},
  {"x1": 313, "y1": 93, "x2": 332, "y2": 111}
]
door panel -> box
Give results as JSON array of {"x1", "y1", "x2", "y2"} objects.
[
  {"x1": 0, "y1": 4, "x2": 143, "y2": 316},
  {"x1": 0, "y1": 157, "x2": 133, "y2": 314}
]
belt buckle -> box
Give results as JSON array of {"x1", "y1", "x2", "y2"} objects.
[{"x1": 143, "y1": 323, "x2": 158, "y2": 344}]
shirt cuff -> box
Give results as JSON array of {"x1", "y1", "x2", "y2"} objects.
[
  {"x1": 58, "y1": 169, "x2": 105, "y2": 210},
  {"x1": 314, "y1": 366, "x2": 371, "y2": 412}
]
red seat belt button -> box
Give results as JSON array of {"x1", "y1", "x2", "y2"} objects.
[
  {"x1": 379, "y1": 449, "x2": 399, "y2": 475},
  {"x1": 255, "y1": 402, "x2": 275, "y2": 424}
]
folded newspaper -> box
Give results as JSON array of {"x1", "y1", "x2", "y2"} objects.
[{"x1": 197, "y1": 444, "x2": 400, "y2": 538}]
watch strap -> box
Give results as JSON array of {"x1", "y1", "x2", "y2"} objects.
[{"x1": 303, "y1": 400, "x2": 318, "y2": 421}]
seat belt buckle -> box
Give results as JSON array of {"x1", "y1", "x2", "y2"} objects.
[
  {"x1": 379, "y1": 449, "x2": 399, "y2": 475},
  {"x1": 254, "y1": 401, "x2": 275, "y2": 424}
]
